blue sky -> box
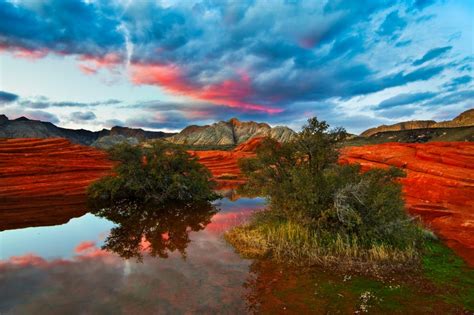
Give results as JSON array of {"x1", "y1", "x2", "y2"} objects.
[{"x1": 0, "y1": 0, "x2": 472, "y2": 133}]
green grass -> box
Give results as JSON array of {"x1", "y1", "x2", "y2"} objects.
[{"x1": 422, "y1": 240, "x2": 474, "y2": 310}]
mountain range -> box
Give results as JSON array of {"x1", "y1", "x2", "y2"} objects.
[
  {"x1": 0, "y1": 114, "x2": 174, "y2": 146},
  {"x1": 166, "y1": 118, "x2": 296, "y2": 145},
  {"x1": 0, "y1": 109, "x2": 473, "y2": 147}
]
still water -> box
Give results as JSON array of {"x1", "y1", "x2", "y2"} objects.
[
  {"x1": 0, "y1": 198, "x2": 265, "y2": 314},
  {"x1": 0, "y1": 197, "x2": 469, "y2": 314}
]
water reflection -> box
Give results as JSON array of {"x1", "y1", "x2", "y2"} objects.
[
  {"x1": 91, "y1": 201, "x2": 218, "y2": 261},
  {"x1": 0, "y1": 197, "x2": 265, "y2": 314}
]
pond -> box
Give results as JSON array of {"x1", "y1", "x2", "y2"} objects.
[{"x1": 0, "y1": 197, "x2": 471, "y2": 314}]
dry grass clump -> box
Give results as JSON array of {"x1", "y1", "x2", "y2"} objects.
[{"x1": 225, "y1": 220, "x2": 420, "y2": 272}]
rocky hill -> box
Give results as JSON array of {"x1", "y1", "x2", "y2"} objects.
[
  {"x1": 360, "y1": 108, "x2": 474, "y2": 137},
  {"x1": 0, "y1": 115, "x2": 174, "y2": 145},
  {"x1": 166, "y1": 118, "x2": 296, "y2": 145}
]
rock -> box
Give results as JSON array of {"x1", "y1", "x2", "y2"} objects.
[
  {"x1": 361, "y1": 120, "x2": 437, "y2": 137},
  {"x1": 0, "y1": 114, "x2": 8, "y2": 125},
  {"x1": 188, "y1": 137, "x2": 266, "y2": 189},
  {"x1": 0, "y1": 116, "x2": 173, "y2": 145},
  {"x1": 360, "y1": 108, "x2": 474, "y2": 137},
  {"x1": 434, "y1": 108, "x2": 474, "y2": 128},
  {"x1": 167, "y1": 118, "x2": 296, "y2": 145},
  {"x1": 109, "y1": 126, "x2": 173, "y2": 141},
  {"x1": 91, "y1": 135, "x2": 139, "y2": 149},
  {"x1": 340, "y1": 142, "x2": 474, "y2": 266},
  {"x1": 0, "y1": 138, "x2": 114, "y2": 230}
]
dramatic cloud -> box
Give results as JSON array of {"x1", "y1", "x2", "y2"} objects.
[
  {"x1": 0, "y1": 91, "x2": 19, "y2": 104},
  {"x1": 0, "y1": 0, "x2": 471, "y2": 132}
]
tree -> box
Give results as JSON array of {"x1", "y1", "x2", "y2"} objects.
[
  {"x1": 237, "y1": 117, "x2": 422, "y2": 252},
  {"x1": 87, "y1": 141, "x2": 219, "y2": 208}
]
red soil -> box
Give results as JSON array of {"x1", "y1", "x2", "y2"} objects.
[{"x1": 0, "y1": 138, "x2": 114, "y2": 230}]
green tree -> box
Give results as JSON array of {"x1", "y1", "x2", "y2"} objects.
[
  {"x1": 87, "y1": 141, "x2": 219, "y2": 208},
  {"x1": 237, "y1": 117, "x2": 422, "y2": 257}
]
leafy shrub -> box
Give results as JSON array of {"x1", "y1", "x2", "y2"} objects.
[
  {"x1": 87, "y1": 141, "x2": 219, "y2": 208},
  {"x1": 232, "y1": 117, "x2": 423, "y2": 267}
]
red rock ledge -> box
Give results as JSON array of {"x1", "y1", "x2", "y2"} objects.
[
  {"x1": 0, "y1": 138, "x2": 114, "y2": 230},
  {"x1": 340, "y1": 142, "x2": 474, "y2": 266}
]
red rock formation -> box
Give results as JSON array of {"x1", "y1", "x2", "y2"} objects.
[
  {"x1": 188, "y1": 137, "x2": 262, "y2": 189},
  {"x1": 0, "y1": 138, "x2": 114, "y2": 230},
  {"x1": 340, "y1": 142, "x2": 474, "y2": 266}
]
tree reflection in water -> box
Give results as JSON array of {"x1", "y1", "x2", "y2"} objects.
[{"x1": 90, "y1": 200, "x2": 218, "y2": 261}]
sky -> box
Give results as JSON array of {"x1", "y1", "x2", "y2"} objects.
[{"x1": 0, "y1": 0, "x2": 472, "y2": 134}]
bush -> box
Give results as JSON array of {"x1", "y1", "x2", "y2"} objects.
[
  {"x1": 87, "y1": 141, "x2": 219, "y2": 208},
  {"x1": 230, "y1": 117, "x2": 423, "y2": 269}
]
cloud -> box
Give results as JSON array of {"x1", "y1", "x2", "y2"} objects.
[
  {"x1": 425, "y1": 90, "x2": 474, "y2": 106},
  {"x1": 377, "y1": 92, "x2": 436, "y2": 109},
  {"x1": 411, "y1": 0, "x2": 438, "y2": 11},
  {"x1": 442, "y1": 75, "x2": 472, "y2": 91},
  {"x1": 0, "y1": 91, "x2": 19, "y2": 104},
  {"x1": 378, "y1": 11, "x2": 407, "y2": 38},
  {"x1": 0, "y1": 0, "x2": 470, "y2": 130},
  {"x1": 0, "y1": 0, "x2": 125, "y2": 59},
  {"x1": 412, "y1": 46, "x2": 452, "y2": 66},
  {"x1": 17, "y1": 96, "x2": 122, "y2": 109},
  {"x1": 70, "y1": 111, "x2": 97, "y2": 122}
]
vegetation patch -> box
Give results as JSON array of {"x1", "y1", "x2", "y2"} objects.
[
  {"x1": 226, "y1": 117, "x2": 424, "y2": 272},
  {"x1": 422, "y1": 240, "x2": 474, "y2": 311},
  {"x1": 87, "y1": 141, "x2": 219, "y2": 208}
]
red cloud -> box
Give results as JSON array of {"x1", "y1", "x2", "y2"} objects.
[
  {"x1": 0, "y1": 45, "x2": 49, "y2": 60},
  {"x1": 75, "y1": 241, "x2": 97, "y2": 253},
  {"x1": 78, "y1": 53, "x2": 123, "y2": 75},
  {"x1": 131, "y1": 63, "x2": 283, "y2": 114}
]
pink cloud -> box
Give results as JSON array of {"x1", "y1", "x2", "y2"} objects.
[
  {"x1": 131, "y1": 63, "x2": 283, "y2": 114},
  {"x1": 75, "y1": 241, "x2": 97, "y2": 253},
  {"x1": 77, "y1": 53, "x2": 123, "y2": 75},
  {"x1": 0, "y1": 45, "x2": 49, "y2": 60},
  {"x1": 79, "y1": 64, "x2": 98, "y2": 75}
]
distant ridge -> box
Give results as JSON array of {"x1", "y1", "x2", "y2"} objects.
[
  {"x1": 0, "y1": 115, "x2": 174, "y2": 145},
  {"x1": 166, "y1": 117, "x2": 296, "y2": 145},
  {"x1": 361, "y1": 109, "x2": 474, "y2": 137}
]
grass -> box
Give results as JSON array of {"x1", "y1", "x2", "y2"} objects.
[
  {"x1": 225, "y1": 218, "x2": 420, "y2": 273},
  {"x1": 227, "y1": 220, "x2": 474, "y2": 312},
  {"x1": 422, "y1": 240, "x2": 474, "y2": 310}
]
